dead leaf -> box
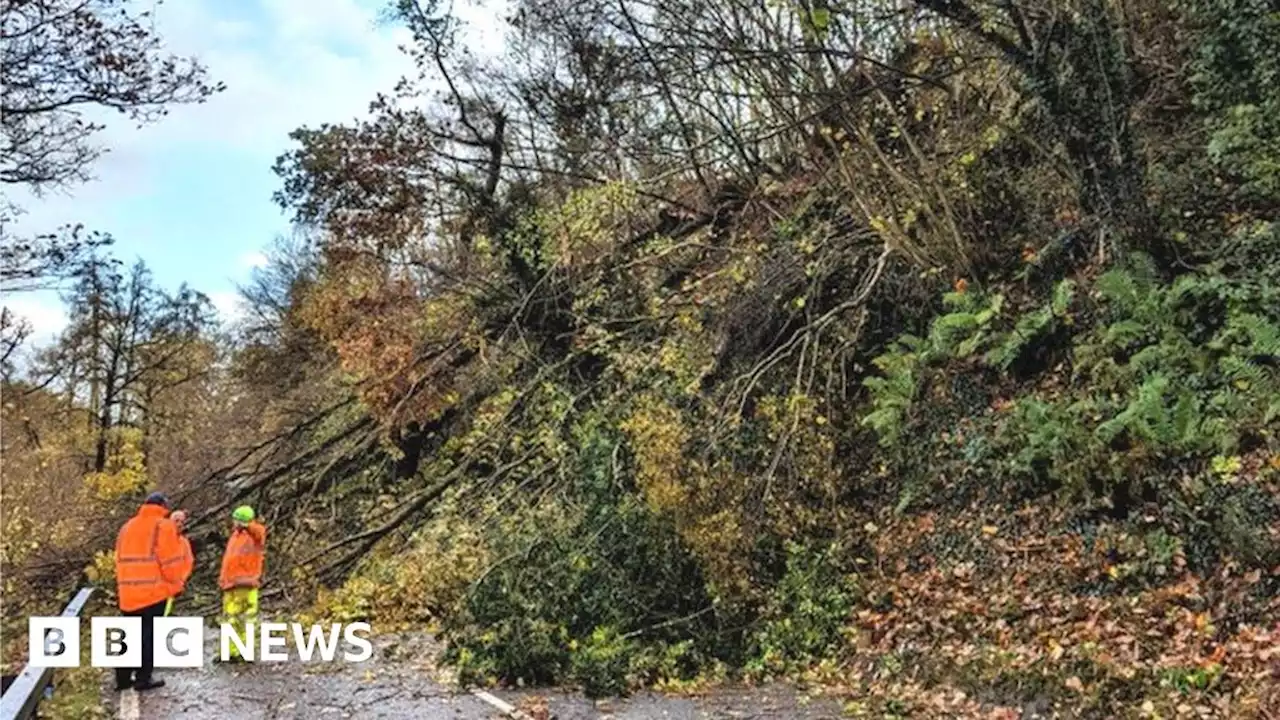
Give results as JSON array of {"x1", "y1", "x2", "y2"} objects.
[{"x1": 1048, "y1": 639, "x2": 1065, "y2": 661}]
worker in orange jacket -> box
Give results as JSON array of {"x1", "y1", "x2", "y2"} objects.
[
  {"x1": 165, "y1": 510, "x2": 195, "y2": 616},
  {"x1": 113, "y1": 492, "x2": 186, "y2": 691},
  {"x1": 218, "y1": 505, "x2": 266, "y2": 661}
]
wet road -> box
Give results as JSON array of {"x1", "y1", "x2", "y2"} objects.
[
  {"x1": 127, "y1": 631, "x2": 844, "y2": 719},
  {"x1": 133, "y1": 632, "x2": 499, "y2": 719},
  {"x1": 490, "y1": 686, "x2": 845, "y2": 719}
]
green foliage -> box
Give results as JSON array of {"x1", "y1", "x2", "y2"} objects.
[
  {"x1": 862, "y1": 281, "x2": 1077, "y2": 446},
  {"x1": 746, "y1": 542, "x2": 856, "y2": 678},
  {"x1": 443, "y1": 419, "x2": 722, "y2": 696},
  {"x1": 1160, "y1": 663, "x2": 1224, "y2": 694},
  {"x1": 1179, "y1": 481, "x2": 1280, "y2": 568},
  {"x1": 1217, "y1": 220, "x2": 1280, "y2": 285},
  {"x1": 569, "y1": 626, "x2": 636, "y2": 697},
  {"x1": 1206, "y1": 104, "x2": 1280, "y2": 198},
  {"x1": 929, "y1": 290, "x2": 1004, "y2": 358},
  {"x1": 1097, "y1": 527, "x2": 1187, "y2": 585},
  {"x1": 863, "y1": 254, "x2": 1280, "y2": 571},
  {"x1": 861, "y1": 336, "x2": 925, "y2": 448},
  {"x1": 986, "y1": 280, "x2": 1076, "y2": 370},
  {"x1": 1079, "y1": 262, "x2": 1277, "y2": 445},
  {"x1": 996, "y1": 261, "x2": 1279, "y2": 498},
  {"x1": 305, "y1": 504, "x2": 490, "y2": 629},
  {"x1": 1178, "y1": 0, "x2": 1280, "y2": 200}
]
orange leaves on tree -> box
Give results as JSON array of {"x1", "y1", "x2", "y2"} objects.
[{"x1": 298, "y1": 251, "x2": 469, "y2": 424}]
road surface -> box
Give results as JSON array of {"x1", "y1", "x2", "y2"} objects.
[{"x1": 121, "y1": 631, "x2": 846, "y2": 719}]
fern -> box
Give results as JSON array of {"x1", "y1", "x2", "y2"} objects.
[
  {"x1": 998, "y1": 257, "x2": 1277, "y2": 496},
  {"x1": 864, "y1": 255, "x2": 1279, "y2": 479},
  {"x1": 1096, "y1": 374, "x2": 1167, "y2": 446},
  {"x1": 1096, "y1": 268, "x2": 1147, "y2": 313},
  {"x1": 1004, "y1": 397, "x2": 1096, "y2": 487},
  {"x1": 861, "y1": 338, "x2": 925, "y2": 447},
  {"x1": 1051, "y1": 279, "x2": 1077, "y2": 315},
  {"x1": 928, "y1": 292, "x2": 1003, "y2": 357},
  {"x1": 1218, "y1": 355, "x2": 1269, "y2": 389},
  {"x1": 1102, "y1": 319, "x2": 1150, "y2": 350},
  {"x1": 862, "y1": 294, "x2": 1005, "y2": 444},
  {"x1": 983, "y1": 280, "x2": 1076, "y2": 370},
  {"x1": 1170, "y1": 392, "x2": 1204, "y2": 447},
  {"x1": 1128, "y1": 344, "x2": 1167, "y2": 374},
  {"x1": 987, "y1": 308, "x2": 1051, "y2": 369},
  {"x1": 1230, "y1": 313, "x2": 1280, "y2": 356}
]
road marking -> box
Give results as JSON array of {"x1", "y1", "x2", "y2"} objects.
[
  {"x1": 119, "y1": 689, "x2": 140, "y2": 720},
  {"x1": 470, "y1": 689, "x2": 536, "y2": 720}
]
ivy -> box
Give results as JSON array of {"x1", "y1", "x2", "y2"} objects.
[{"x1": 1177, "y1": 0, "x2": 1280, "y2": 200}]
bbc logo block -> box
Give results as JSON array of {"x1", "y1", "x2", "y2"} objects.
[
  {"x1": 90, "y1": 617, "x2": 141, "y2": 667},
  {"x1": 28, "y1": 617, "x2": 80, "y2": 668},
  {"x1": 29, "y1": 616, "x2": 204, "y2": 668},
  {"x1": 154, "y1": 617, "x2": 204, "y2": 667}
]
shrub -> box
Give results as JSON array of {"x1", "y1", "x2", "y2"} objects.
[
  {"x1": 746, "y1": 541, "x2": 856, "y2": 678},
  {"x1": 863, "y1": 255, "x2": 1280, "y2": 568},
  {"x1": 442, "y1": 423, "x2": 723, "y2": 695},
  {"x1": 305, "y1": 503, "x2": 490, "y2": 629}
]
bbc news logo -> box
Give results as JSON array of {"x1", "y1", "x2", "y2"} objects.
[{"x1": 29, "y1": 617, "x2": 373, "y2": 667}]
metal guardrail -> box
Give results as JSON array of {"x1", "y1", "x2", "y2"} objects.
[{"x1": 0, "y1": 587, "x2": 94, "y2": 720}]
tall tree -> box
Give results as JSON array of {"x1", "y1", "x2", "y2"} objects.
[{"x1": 50, "y1": 256, "x2": 215, "y2": 471}]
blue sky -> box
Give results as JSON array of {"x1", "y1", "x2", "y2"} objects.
[{"x1": 4, "y1": 0, "x2": 502, "y2": 352}]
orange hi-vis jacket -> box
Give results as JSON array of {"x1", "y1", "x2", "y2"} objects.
[
  {"x1": 219, "y1": 521, "x2": 266, "y2": 590},
  {"x1": 175, "y1": 535, "x2": 194, "y2": 586},
  {"x1": 114, "y1": 504, "x2": 188, "y2": 612}
]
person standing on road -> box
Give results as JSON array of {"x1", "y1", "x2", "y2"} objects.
[
  {"x1": 165, "y1": 510, "x2": 195, "y2": 616},
  {"x1": 218, "y1": 505, "x2": 266, "y2": 661},
  {"x1": 113, "y1": 492, "x2": 187, "y2": 691}
]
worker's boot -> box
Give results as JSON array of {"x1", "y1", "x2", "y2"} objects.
[{"x1": 133, "y1": 678, "x2": 166, "y2": 691}]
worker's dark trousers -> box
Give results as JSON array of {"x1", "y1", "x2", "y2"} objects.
[{"x1": 115, "y1": 599, "x2": 167, "y2": 687}]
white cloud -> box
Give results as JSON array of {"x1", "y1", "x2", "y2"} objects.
[
  {"x1": 208, "y1": 290, "x2": 245, "y2": 323},
  {"x1": 260, "y1": 0, "x2": 379, "y2": 46},
  {"x1": 2, "y1": 292, "x2": 69, "y2": 347},
  {"x1": 240, "y1": 251, "x2": 270, "y2": 270},
  {"x1": 110, "y1": 0, "x2": 422, "y2": 160}
]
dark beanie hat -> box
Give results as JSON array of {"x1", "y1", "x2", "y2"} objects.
[{"x1": 144, "y1": 492, "x2": 170, "y2": 507}]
